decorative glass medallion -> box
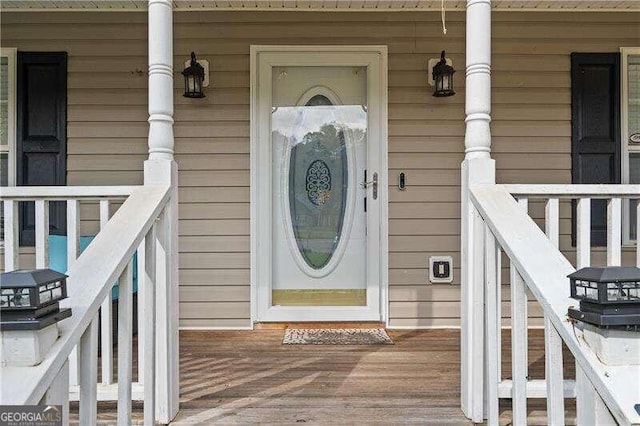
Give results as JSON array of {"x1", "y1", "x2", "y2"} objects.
[{"x1": 306, "y1": 160, "x2": 332, "y2": 206}]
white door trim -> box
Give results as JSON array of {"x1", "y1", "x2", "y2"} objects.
[{"x1": 250, "y1": 45, "x2": 389, "y2": 324}]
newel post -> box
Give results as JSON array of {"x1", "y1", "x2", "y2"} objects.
[
  {"x1": 145, "y1": 0, "x2": 179, "y2": 423},
  {"x1": 460, "y1": 0, "x2": 495, "y2": 422},
  {"x1": 1, "y1": 327, "x2": 70, "y2": 422}
]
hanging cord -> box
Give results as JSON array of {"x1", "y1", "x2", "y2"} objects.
[{"x1": 441, "y1": 0, "x2": 447, "y2": 35}]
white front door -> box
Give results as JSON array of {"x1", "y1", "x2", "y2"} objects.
[{"x1": 252, "y1": 47, "x2": 388, "y2": 322}]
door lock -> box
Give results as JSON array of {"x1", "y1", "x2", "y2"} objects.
[{"x1": 360, "y1": 172, "x2": 378, "y2": 200}]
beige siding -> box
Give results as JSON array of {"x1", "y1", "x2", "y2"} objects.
[{"x1": 2, "y1": 11, "x2": 639, "y2": 328}]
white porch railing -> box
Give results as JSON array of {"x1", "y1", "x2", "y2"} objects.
[
  {"x1": 1, "y1": 185, "x2": 170, "y2": 425},
  {"x1": 470, "y1": 184, "x2": 640, "y2": 425}
]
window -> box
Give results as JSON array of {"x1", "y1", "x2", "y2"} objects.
[
  {"x1": 0, "y1": 48, "x2": 16, "y2": 187},
  {"x1": 622, "y1": 47, "x2": 640, "y2": 243},
  {"x1": 1, "y1": 48, "x2": 17, "y2": 242}
]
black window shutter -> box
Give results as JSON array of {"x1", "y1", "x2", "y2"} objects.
[
  {"x1": 571, "y1": 53, "x2": 621, "y2": 247},
  {"x1": 17, "y1": 52, "x2": 67, "y2": 246}
]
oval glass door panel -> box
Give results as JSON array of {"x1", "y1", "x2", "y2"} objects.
[{"x1": 288, "y1": 96, "x2": 348, "y2": 269}]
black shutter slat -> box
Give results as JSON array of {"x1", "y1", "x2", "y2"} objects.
[
  {"x1": 17, "y1": 52, "x2": 67, "y2": 246},
  {"x1": 571, "y1": 53, "x2": 621, "y2": 247}
]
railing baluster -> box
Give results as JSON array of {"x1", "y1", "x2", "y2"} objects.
[
  {"x1": 69, "y1": 354, "x2": 79, "y2": 390},
  {"x1": 576, "y1": 365, "x2": 595, "y2": 424},
  {"x1": 511, "y1": 268, "x2": 528, "y2": 425},
  {"x1": 607, "y1": 198, "x2": 622, "y2": 266},
  {"x1": 117, "y1": 260, "x2": 134, "y2": 425},
  {"x1": 99, "y1": 200, "x2": 113, "y2": 385},
  {"x1": 543, "y1": 197, "x2": 564, "y2": 425},
  {"x1": 576, "y1": 364, "x2": 617, "y2": 425},
  {"x1": 3, "y1": 199, "x2": 19, "y2": 270},
  {"x1": 144, "y1": 225, "x2": 157, "y2": 426},
  {"x1": 35, "y1": 200, "x2": 50, "y2": 269},
  {"x1": 79, "y1": 318, "x2": 98, "y2": 426},
  {"x1": 545, "y1": 198, "x2": 559, "y2": 248},
  {"x1": 544, "y1": 319, "x2": 565, "y2": 425},
  {"x1": 137, "y1": 240, "x2": 145, "y2": 385},
  {"x1": 67, "y1": 199, "x2": 80, "y2": 269},
  {"x1": 470, "y1": 207, "x2": 485, "y2": 422},
  {"x1": 509, "y1": 197, "x2": 529, "y2": 425},
  {"x1": 518, "y1": 197, "x2": 529, "y2": 213},
  {"x1": 43, "y1": 360, "x2": 70, "y2": 425},
  {"x1": 496, "y1": 245, "x2": 502, "y2": 382},
  {"x1": 484, "y1": 225, "x2": 500, "y2": 426},
  {"x1": 576, "y1": 198, "x2": 591, "y2": 269},
  {"x1": 155, "y1": 206, "x2": 177, "y2": 423},
  {"x1": 67, "y1": 199, "x2": 81, "y2": 388}
]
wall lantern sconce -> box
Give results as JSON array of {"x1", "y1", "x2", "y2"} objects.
[
  {"x1": 182, "y1": 52, "x2": 209, "y2": 98},
  {"x1": 428, "y1": 50, "x2": 456, "y2": 97},
  {"x1": 568, "y1": 266, "x2": 640, "y2": 328},
  {"x1": 0, "y1": 269, "x2": 71, "y2": 331}
]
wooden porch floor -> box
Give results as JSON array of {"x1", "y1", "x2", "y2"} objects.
[
  {"x1": 80, "y1": 329, "x2": 576, "y2": 425},
  {"x1": 174, "y1": 329, "x2": 470, "y2": 425}
]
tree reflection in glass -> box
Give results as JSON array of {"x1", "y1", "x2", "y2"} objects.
[{"x1": 273, "y1": 98, "x2": 366, "y2": 270}]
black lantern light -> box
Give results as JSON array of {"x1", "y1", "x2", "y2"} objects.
[
  {"x1": 0, "y1": 269, "x2": 71, "y2": 330},
  {"x1": 568, "y1": 266, "x2": 640, "y2": 328},
  {"x1": 432, "y1": 50, "x2": 456, "y2": 97},
  {"x1": 182, "y1": 51, "x2": 206, "y2": 99}
]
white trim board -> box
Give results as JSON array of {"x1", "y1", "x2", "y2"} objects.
[
  {"x1": 1, "y1": 48, "x2": 17, "y2": 187},
  {"x1": 179, "y1": 326, "x2": 254, "y2": 331},
  {"x1": 2, "y1": 1, "x2": 639, "y2": 12},
  {"x1": 250, "y1": 45, "x2": 389, "y2": 324},
  {"x1": 621, "y1": 46, "x2": 640, "y2": 245}
]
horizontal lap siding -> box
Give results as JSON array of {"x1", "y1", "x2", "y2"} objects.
[
  {"x1": 388, "y1": 13, "x2": 639, "y2": 327},
  {"x1": 2, "y1": 11, "x2": 638, "y2": 328}
]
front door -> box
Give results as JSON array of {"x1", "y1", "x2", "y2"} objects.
[{"x1": 252, "y1": 47, "x2": 388, "y2": 322}]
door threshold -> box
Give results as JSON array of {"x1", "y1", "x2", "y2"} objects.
[{"x1": 254, "y1": 321, "x2": 386, "y2": 330}]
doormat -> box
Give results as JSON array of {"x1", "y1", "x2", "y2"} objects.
[{"x1": 283, "y1": 328, "x2": 394, "y2": 345}]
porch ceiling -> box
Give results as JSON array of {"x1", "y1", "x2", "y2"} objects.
[{"x1": 1, "y1": 0, "x2": 639, "y2": 11}]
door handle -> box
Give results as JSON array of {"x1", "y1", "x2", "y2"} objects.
[{"x1": 360, "y1": 172, "x2": 378, "y2": 200}]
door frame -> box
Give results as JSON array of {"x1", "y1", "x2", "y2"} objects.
[{"x1": 249, "y1": 45, "x2": 389, "y2": 323}]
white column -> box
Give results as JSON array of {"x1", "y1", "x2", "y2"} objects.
[
  {"x1": 464, "y1": 0, "x2": 492, "y2": 160},
  {"x1": 147, "y1": 0, "x2": 174, "y2": 162},
  {"x1": 461, "y1": 0, "x2": 494, "y2": 422},
  {"x1": 145, "y1": 0, "x2": 179, "y2": 423}
]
